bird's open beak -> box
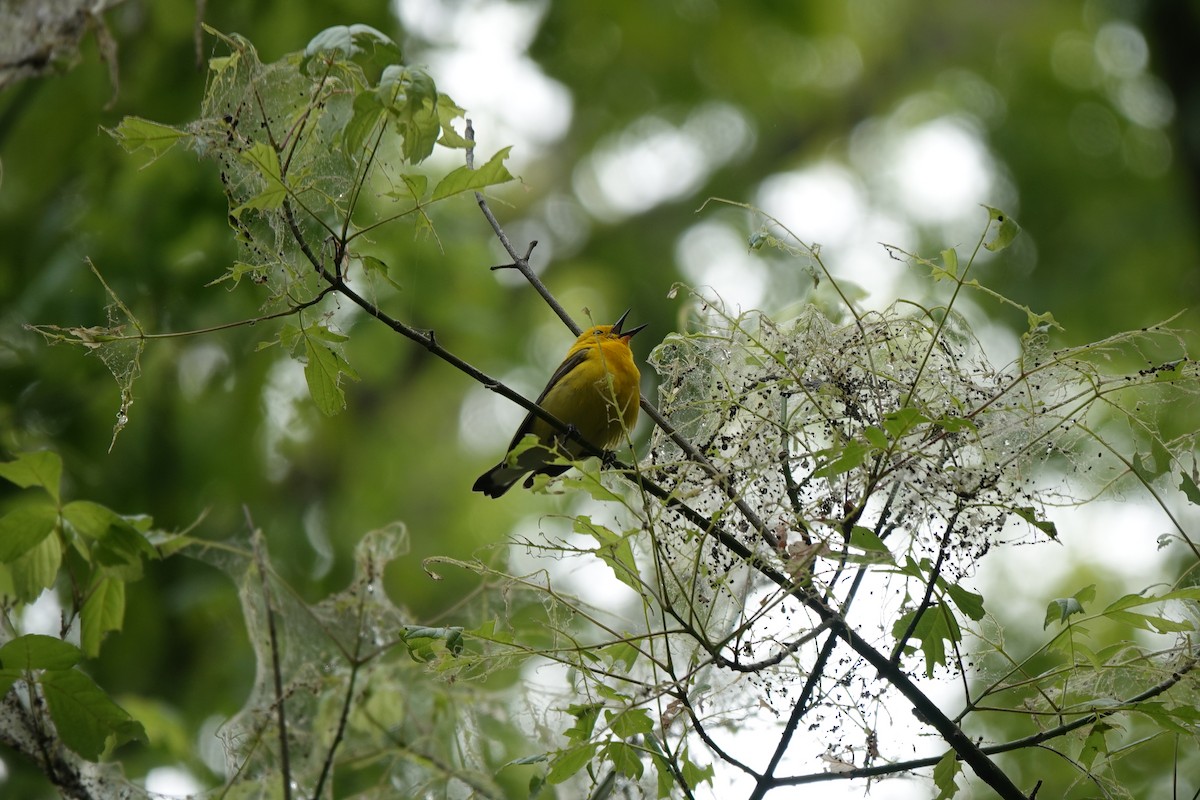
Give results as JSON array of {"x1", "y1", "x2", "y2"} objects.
[{"x1": 611, "y1": 308, "x2": 647, "y2": 340}]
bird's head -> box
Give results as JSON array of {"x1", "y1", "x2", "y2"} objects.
[
  {"x1": 609, "y1": 308, "x2": 647, "y2": 342},
  {"x1": 574, "y1": 309, "x2": 646, "y2": 348}
]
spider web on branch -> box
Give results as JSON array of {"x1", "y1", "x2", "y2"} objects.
[{"x1": 615, "y1": 289, "x2": 1185, "y2": 774}]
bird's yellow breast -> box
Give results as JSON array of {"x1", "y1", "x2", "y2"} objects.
[{"x1": 534, "y1": 336, "x2": 641, "y2": 451}]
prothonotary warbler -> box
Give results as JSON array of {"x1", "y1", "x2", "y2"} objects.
[{"x1": 473, "y1": 310, "x2": 647, "y2": 498}]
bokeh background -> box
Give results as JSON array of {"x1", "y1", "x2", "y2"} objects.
[{"x1": 2, "y1": 0, "x2": 1198, "y2": 796}]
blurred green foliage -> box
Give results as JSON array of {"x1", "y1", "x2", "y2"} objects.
[{"x1": 1, "y1": 0, "x2": 1197, "y2": 797}]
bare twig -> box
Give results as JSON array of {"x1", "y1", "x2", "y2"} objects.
[{"x1": 466, "y1": 119, "x2": 578, "y2": 333}]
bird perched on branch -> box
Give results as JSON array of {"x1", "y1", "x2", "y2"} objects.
[{"x1": 473, "y1": 310, "x2": 646, "y2": 498}]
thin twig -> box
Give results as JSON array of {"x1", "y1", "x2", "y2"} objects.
[
  {"x1": 466, "y1": 119, "x2": 578, "y2": 333},
  {"x1": 247, "y1": 511, "x2": 291, "y2": 800},
  {"x1": 750, "y1": 563, "x2": 876, "y2": 799},
  {"x1": 749, "y1": 625, "x2": 843, "y2": 800},
  {"x1": 312, "y1": 582, "x2": 369, "y2": 799}
]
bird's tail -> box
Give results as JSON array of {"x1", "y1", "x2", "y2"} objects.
[{"x1": 472, "y1": 462, "x2": 524, "y2": 498}]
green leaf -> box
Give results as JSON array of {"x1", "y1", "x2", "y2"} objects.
[
  {"x1": 848, "y1": 526, "x2": 890, "y2": 554},
  {"x1": 556, "y1": 458, "x2": 624, "y2": 501},
  {"x1": 679, "y1": 750, "x2": 714, "y2": 791},
  {"x1": 603, "y1": 740, "x2": 644, "y2": 779},
  {"x1": 577, "y1": 517, "x2": 641, "y2": 592},
  {"x1": 933, "y1": 749, "x2": 962, "y2": 799},
  {"x1": 359, "y1": 255, "x2": 404, "y2": 291},
  {"x1": 1155, "y1": 587, "x2": 1200, "y2": 603},
  {"x1": 1100, "y1": 587, "x2": 1200, "y2": 615},
  {"x1": 862, "y1": 426, "x2": 889, "y2": 450},
  {"x1": 380, "y1": 65, "x2": 441, "y2": 163},
  {"x1": 277, "y1": 322, "x2": 303, "y2": 354},
  {"x1": 63, "y1": 499, "x2": 153, "y2": 538},
  {"x1": 811, "y1": 439, "x2": 870, "y2": 478},
  {"x1": 564, "y1": 703, "x2": 603, "y2": 744},
  {"x1": 1152, "y1": 360, "x2": 1187, "y2": 382},
  {"x1": 1105, "y1": 609, "x2": 1193, "y2": 634},
  {"x1": 344, "y1": 90, "x2": 386, "y2": 156},
  {"x1": 1179, "y1": 472, "x2": 1200, "y2": 505},
  {"x1": 933, "y1": 415, "x2": 976, "y2": 434},
  {"x1": 502, "y1": 753, "x2": 549, "y2": 768},
  {"x1": 81, "y1": 577, "x2": 126, "y2": 658},
  {"x1": 0, "y1": 451, "x2": 63, "y2": 503},
  {"x1": 0, "y1": 504, "x2": 59, "y2": 563},
  {"x1": 939, "y1": 248, "x2": 959, "y2": 279},
  {"x1": 982, "y1": 206, "x2": 1020, "y2": 252},
  {"x1": 62, "y1": 500, "x2": 123, "y2": 539},
  {"x1": 648, "y1": 753, "x2": 672, "y2": 798},
  {"x1": 602, "y1": 641, "x2": 641, "y2": 672},
  {"x1": 943, "y1": 582, "x2": 985, "y2": 621},
  {"x1": 397, "y1": 173, "x2": 428, "y2": 201},
  {"x1": 233, "y1": 142, "x2": 286, "y2": 214},
  {"x1": 892, "y1": 604, "x2": 959, "y2": 677},
  {"x1": 400, "y1": 626, "x2": 465, "y2": 662},
  {"x1": 1024, "y1": 308, "x2": 1061, "y2": 334},
  {"x1": 845, "y1": 526, "x2": 893, "y2": 564},
  {"x1": 1079, "y1": 723, "x2": 1110, "y2": 769},
  {"x1": 11, "y1": 531, "x2": 62, "y2": 602},
  {"x1": 63, "y1": 500, "x2": 156, "y2": 580},
  {"x1": 430, "y1": 147, "x2": 514, "y2": 201},
  {"x1": 0, "y1": 634, "x2": 83, "y2": 670},
  {"x1": 1131, "y1": 452, "x2": 1161, "y2": 483},
  {"x1": 1013, "y1": 505, "x2": 1057, "y2": 539},
  {"x1": 304, "y1": 24, "x2": 402, "y2": 72},
  {"x1": 607, "y1": 707, "x2": 654, "y2": 738},
  {"x1": 546, "y1": 743, "x2": 599, "y2": 785},
  {"x1": 308, "y1": 324, "x2": 349, "y2": 344},
  {"x1": 1044, "y1": 584, "x2": 1094, "y2": 628},
  {"x1": 594, "y1": 682, "x2": 630, "y2": 705},
  {"x1": 436, "y1": 95, "x2": 470, "y2": 148},
  {"x1": 40, "y1": 668, "x2": 146, "y2": 760},
  {"x1": 106, "y1": 117, "x2": 187, "y2": 161},
  {"x1": 882, "y1": 407, "x2": 929, "y2": 438},
  {"x1": 206, "y1": 260, "x2": 266, "y2": 289},
  {"x1": 206, "y1": 53, "x2": 238, "y2": 75},
  {"x1": 1136, "y1": 701, "x2": 1200, "y2": 735},
  {"x1": 1044, "y1": 599, "x2": 1080, "y2": 629},
  {"x1": 303, "y1": 336, "x2": 359, "y2": 416}
]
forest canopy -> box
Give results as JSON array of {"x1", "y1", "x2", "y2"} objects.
[{"x1": 1, "y1": 2, "x2": 1199, "y2": 799}]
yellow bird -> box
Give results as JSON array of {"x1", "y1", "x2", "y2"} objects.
[{"x1": 473, "y1": 310, "x2": 647, "y2": 498}]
